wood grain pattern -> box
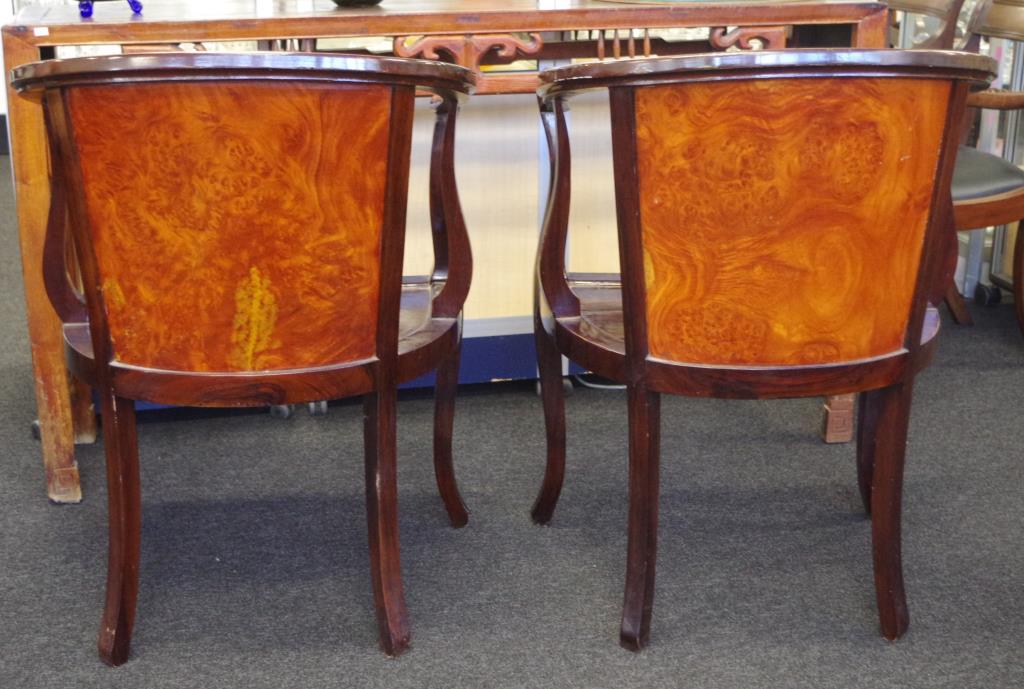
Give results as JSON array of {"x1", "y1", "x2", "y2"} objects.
[
  {"x1": 2, "y1": 0, "x2": 891, "y2": 500},
  {"x1": 635, "y1": 77, "x2": 950, "y2": 366},
  {"x1": 532, "y1": 50, "x2": 985, "y2": 650},
  {"x1": 68, "y1": 81, "x2": 391, "y2": 372},
  {"x1": 21, "y1": 53, "x2": 476, "y2": 664}
]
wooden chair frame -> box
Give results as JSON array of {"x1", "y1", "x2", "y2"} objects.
[
  {"x1": 951, "y1": 0, "x2": 1024, "y2": 331},
  {"x1": 530, "y1": 49, "x2": 994, "y2": 650},
  {"x1": 13, "y1": 52, "x2": 475, "y2": 665}
]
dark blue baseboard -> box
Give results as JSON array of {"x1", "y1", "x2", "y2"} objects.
[{"x1": 401, "y1": 332, "x2": 539, "y2": 389}]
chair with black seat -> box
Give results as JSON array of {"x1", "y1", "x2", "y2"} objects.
[
  {"x1": 947, "y1": 0, "x2": 1024, "y2": 331},
  {"x1": 530, "y1": 49, "x2": 993, "y2": 649},
  {"x1": 13, "y1": 52, "x2": 475, "y2": 665}
]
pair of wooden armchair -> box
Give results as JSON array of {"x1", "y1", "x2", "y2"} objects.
[{"x1": 14, "y1": 48, "x2": 994, "y2": 664}]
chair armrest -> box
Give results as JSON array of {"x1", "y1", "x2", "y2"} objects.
[
  {"x1": 427, "y1": 94, "x2": 472, "y2": 319},
  {"x1": 966, "y1": 88, "x2": 1024, "y2": 110},
  {"x1": 43, "y1": 104, "x2": 88, "y2": 325},
  {"x1": 535, "y1": 95, "x2": 581, "y2": 321}
]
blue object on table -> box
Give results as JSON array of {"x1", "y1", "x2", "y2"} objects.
[{"x1": 79, "y1": 1, "x2": 143, "y2": 19}]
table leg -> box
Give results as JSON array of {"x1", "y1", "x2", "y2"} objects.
[
  {"x1": 822, "y1": 393, "x2": 856, "y2": 444},
  {"x1": 71, "y1": 377, "x2": 97, "y2": 444},
  {"x1": 6, "y1": 32, "x2": 88, "y2": 502},
  {"x1": 851, "y1": 7, "x2": 890, "y2": 49}
]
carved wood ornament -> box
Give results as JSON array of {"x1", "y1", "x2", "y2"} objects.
[
  {"x1": 394, "y1": 33, "x2": 543, "y2": 67},
  {"x1": 710, "y1": 25, "x2": 788, "y2": 50},
  {"x1": 395, "y1": 33, "x2": 543, "y2": 94}
]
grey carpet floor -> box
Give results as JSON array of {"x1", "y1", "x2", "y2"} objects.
[{"x1": 0, "y1": 155, "x2": 1021, "y2": 688}]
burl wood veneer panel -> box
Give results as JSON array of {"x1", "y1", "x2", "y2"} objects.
[
  {"x1": 68, "y1": 81, "x2": 391, "y2": 371},
  {"x1": 634, "y1": 77, "x2": 949, "y2": 366}
]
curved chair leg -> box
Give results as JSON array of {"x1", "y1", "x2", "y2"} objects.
[
  {"x1": 944, "y1": 284, "x2": 974, "y2": 326},
  {"x1": 530, "y1": 321, "x2": 566, "y2": 524},
  {"x1": 865, "y1": 381, "x2": 914, "y2": 641},
  {"x1": 97, "y1": 394, "x2": 141, "y2": 667},
  {"x1": 433, "y1": 339, "x2": 469, "y2": 528},
  {"x1": 363, "y1": 386, "x2": 410, "y2": 656},
  {"x1": 620, "y1": 385, "x2": 661, "y2": 652},
  {"x1": 1013, "y1": 221, "x2": 1024, "y2": 337}
]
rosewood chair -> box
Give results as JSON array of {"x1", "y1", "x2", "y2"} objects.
[
  {"x1": 13, "y1": 52, "x2": 475, "y2": 665},
  {"x1": 531, "y1": 49, "x2": 994, "y2": 650}
]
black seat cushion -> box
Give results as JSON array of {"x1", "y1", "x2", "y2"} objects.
[{"x1": 953, "y1": 145, "x2": 1024, "y2": 202}]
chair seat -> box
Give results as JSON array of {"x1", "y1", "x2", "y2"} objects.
[
  {"x1": 571, "y1": 276, "x2": 625, "y2": 356},
  {"x1": 63, "y1": 280, "x2": 456, "y2": 404},
  {"x1": 952, "y1": 145, "x2": 1024, "y2": 202}
]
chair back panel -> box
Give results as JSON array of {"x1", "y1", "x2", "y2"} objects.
[
  {"x1": 634, "y1": 77, "x2": 951, "y2": 366},
  {"x1": 67, "y1": 81, "x2": 391, "y2": 372}
]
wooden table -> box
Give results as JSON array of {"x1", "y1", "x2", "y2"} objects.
[{"x1": 3, "y1": 0, "x2": 888, "y2": 502}]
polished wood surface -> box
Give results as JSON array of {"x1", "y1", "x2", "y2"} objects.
[
  {"x1": 3, "y1": 0, "x2": 890, "y2": 502},
  {"x1": 635, "y1": 77, "x2": 949, "y2": 365},
  {"x1": 9, "y1": 1, "x2": 889, "y2": 42},
  {"x1": 69, "y1": 81, "x2": 386, "y2": 371},
  {"x1": 16, "y1": 52, "x2": 475, "y2": 664},
  {"x1": 532, "y1": 49, "x2": 991, "y2": 650}
]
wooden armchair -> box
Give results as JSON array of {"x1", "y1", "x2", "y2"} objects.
[
  {"x1": 530, "y1": 49, "x2": 994, "y2": 650},
  {"x1": 947, "y1": 0, "x2": 1024, "y2": 331},
  {"x1": 13, "y1": 52, "x2": 475, "y2": 665}
]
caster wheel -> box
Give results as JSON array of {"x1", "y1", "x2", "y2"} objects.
[
  {"x1": 31, "y1": 419, "x2": 41, "y2": 441},
  {"x1": 307, "y1": 400, "x2": 328, "y2": 416},
  {"x1": 269, "y1": 404, "x2": 294, "y2": 419},
  {"x1": 78, "y1": 2, "x2": 93, "y2": 18},
  {"x1": 974, "y1": 283, "x2": 1002, "y2": 306}
]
